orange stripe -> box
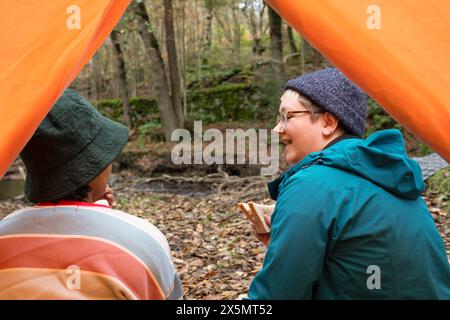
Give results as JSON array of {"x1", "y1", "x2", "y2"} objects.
[
  {"x1": 0, "y1": 268, "x2": 138, "y2": 300},
  {"x1": 0, "y1": 235, "x2": 165, "y2": 299}
]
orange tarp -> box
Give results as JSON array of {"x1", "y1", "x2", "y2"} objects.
[
  {"x1": 267, "y1": 0, "x2": 450, "y2": 162},
  {"x1": 1, "y1": 1, "x2": 448, "y2": 179},
  {"x1": 0, "y1": 0, "x2": 130, "y2": 178}
]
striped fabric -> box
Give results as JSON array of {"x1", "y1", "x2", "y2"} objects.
[{"x1": 0, "y1": 201, "x2": 183, "y2": 300}]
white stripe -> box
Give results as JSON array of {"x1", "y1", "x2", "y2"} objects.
[
  {"x1": 79, "y1": 206, "x2": 172, "y2": 257},
  {"x1": 2, "y1": 206, "x2": 174, "y2": 270},
  {"x1": 0, "y1": 206, "x2": 41, "y2": 222}
]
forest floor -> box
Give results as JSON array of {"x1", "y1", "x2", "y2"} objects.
[{"x1": 0, "y1": 142, "x2": 449, "y2": 300}]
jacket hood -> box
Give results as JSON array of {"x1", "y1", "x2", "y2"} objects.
[{"x1": 275, "y1": 129, "x2": 425, "y2": 200}]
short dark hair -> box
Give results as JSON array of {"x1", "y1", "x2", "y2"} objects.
[
  {"x1": 282, "y1": 89, "x2": 323, "y2": 122},
  {"x1": 50, "y1": 184, "x2": 92, "y2": 203},
  {"x1": 282, "y1": 89, "x2": 347, "y2": 134}
]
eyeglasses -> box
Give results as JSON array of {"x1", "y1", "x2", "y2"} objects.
[{"x1": 276, "y1": 111, "x2": 323, "y2": 128}]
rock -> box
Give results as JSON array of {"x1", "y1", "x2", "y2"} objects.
[{"x1": 413, "y1": 153, "x2": 449, "y2": 180}]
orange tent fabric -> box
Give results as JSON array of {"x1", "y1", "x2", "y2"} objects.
[
  {"x1": 267, "y1": 0, "x2": 450, "y2": 162},
  {"x1": 0, "y1": 0, "x2": 130, "y2": 178}
]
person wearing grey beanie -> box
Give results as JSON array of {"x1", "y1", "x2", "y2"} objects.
[
  {"x1": 274, "y1": 68, "x2": 368, "y2": 166},
  {"x1": 247, "y1": 68, "x2": 450, "y2": 300}
]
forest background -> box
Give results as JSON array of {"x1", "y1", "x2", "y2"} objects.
[{"x1": 0, "y1": 0, "x2": 448, "y2": 299}]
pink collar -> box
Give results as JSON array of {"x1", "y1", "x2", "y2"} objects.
[{"x1": 36, "y1": 200, "x2": 110, "y2": 208}]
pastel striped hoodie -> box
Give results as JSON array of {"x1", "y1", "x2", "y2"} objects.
[{"x1": 0, "y1": 201, "x2": 183, "y2": 300}]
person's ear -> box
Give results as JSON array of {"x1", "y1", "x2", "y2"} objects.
[{"x1": 321, "y1": 113, "x2": 339, "y2": 137}]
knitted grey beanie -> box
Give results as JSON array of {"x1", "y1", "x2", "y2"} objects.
[{"x1": 284, "y1": 68, "x2": 367, "y2": 136}]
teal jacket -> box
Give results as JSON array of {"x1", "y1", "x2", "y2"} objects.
[{"x1": 248, "y1": 129, "x2": 450, "y2": 299}]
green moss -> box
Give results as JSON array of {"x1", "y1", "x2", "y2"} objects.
[
  {"x1": 187, "y1": 67, "x2": 243, "y2": 90},
  {"x1": 136, "y1": 121, "x2": 165, "y2": 146},
  {"x1": 426, "y1": 167, "x2": 450, "y2": 213},
  {"x1": 95, "y1": 99, "x2": 123, "y2": 121},
  {"x1": 199, "y1": 83, "x2": 249, "y2": 94},
  {"x1": 417, "y1": 143, "x2": 433, "y2": 157},
  {"x1": 93, "y1": 97, "x2": 159, "y2": 128},
  {"x1": 129, "y1": 97, "x2": 158, "y2": 115},
  {"x1": 364, "y1": 98, "x2": 401, "y2": 137},
  {"x1": 187, "y1": 83, "x2": 259, "y2": 123}
]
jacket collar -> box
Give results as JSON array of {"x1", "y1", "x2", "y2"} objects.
[
  {"x1": 268, "y1": 134, "x2": 360, "y2": 200},
  {"x1": 322, "y1": 134, "x2": 360, "y2": 150}
]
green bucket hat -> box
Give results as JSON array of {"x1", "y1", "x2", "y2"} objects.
[{"x1": 20, "y1": 89, "x2": 129, "y2": 203}]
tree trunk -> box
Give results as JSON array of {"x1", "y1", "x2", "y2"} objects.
[
  {"x1": 313, "y1": 47, "x2": 322, "y2": 68},
  {"x1": 244, "y1": 1, "x2": 264, "y2": 57},
  {"x1": 212, "y1": 10, "x2": 233, "y2": 49},
  {"x1": 133, "y1": 1, "x2": 178, "y2": 141},
  {"x1": 303, "y1": 39, "x2": 322, "y2": 67},
  {"x1": 256, "y1": 2, "x2": 266, "y2": 56},
  {"x1": 202, "y1": 7, "x2": 213, "y2": 63},
  {"x1": 110, "y1": 29, "x2": 131, "y2": 129},
  {"x1": 178, "y1": 0, "x2": 188, "y2": 117},
  {"x1": 286, "y1": 25, "x2": 298, "y2": 54},
  {"x1": 91, "y1": 52, "x2": 102, "y2": 100},
  {"x1": 268, "y1": 6, "x2": 284, "y2": 77},
  {"x1": 231, "y1": 3, "x2": 241, "y2": 59},
  {"x1": 299, "y1": 35, "x2": 305, "y2": 75},
  {"x1": 164, "y1": 0, "x2": 184, "y2": 127}
]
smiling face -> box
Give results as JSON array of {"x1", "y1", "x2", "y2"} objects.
[{"x1": 274, "y1": 90, "x2": 344, "y2": 166}]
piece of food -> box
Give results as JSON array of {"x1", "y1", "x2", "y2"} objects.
[
  {"x1": 238, "y1": 202, "x2": 275, "y2": 234},
  {"x1": 248, "y1": 202, "x2": 273, "y2": 234},
  {"x1": 238, "y1": 202, "x2": 253, "y2": 221}
]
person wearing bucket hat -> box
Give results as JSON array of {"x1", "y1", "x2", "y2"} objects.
[
  {"x1": 20, "y1": 89, "x2": 129, "y2": 204},
  {"x1": 246, "y1": 68, "x2": 450, "y2": 299},
  {"x1": 0, "y1": 90, "x2": 183, "y2": 300}
]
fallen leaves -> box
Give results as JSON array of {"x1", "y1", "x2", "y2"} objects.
[
  {"x1": 1, "y1": 169, "x2": 448, "y2": 301},
  {"x1": 106, "y1": 181, "x2": 271, "y2": 300}
]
